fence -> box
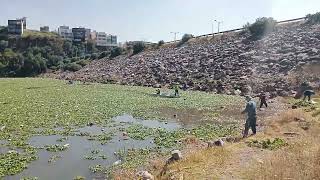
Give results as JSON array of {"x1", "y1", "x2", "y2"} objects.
[{"x1": 164, "y1": 17, "x2": 306, "y2": 44}]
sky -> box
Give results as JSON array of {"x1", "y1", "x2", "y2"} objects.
[{"x1": 1, "y1": 0, "x2": 319, "y2": 42}]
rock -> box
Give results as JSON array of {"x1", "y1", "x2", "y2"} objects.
[
  {"x1": 113, "y1": 160, "x2": 122, "y2": 166},
  {"x1": 136, "y1": 171, "x2": 154, "y2": 180},
  {"x1": 292, "y1": 105, "x2": 298, "y2": 109},
  {"x1": 65, "y1": 22, "x2": 320, "y2": 98},
  {"x1": 208, "y1": 139, "x2": 224, "y2": 147},
  {"x1": 171, "y1": 150, "x2": 182, "y2": 161}
]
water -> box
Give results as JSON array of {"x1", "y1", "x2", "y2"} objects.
[{"x1": 5, "y1": 114, "x2": 180, "y2": 180}]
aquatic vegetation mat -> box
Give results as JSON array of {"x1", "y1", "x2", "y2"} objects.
[{"x1": 0, "y1": 78, "x2": 242, "y2": 178}]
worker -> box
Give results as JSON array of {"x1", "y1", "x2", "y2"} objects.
[
  {"x1": 303, "y1": 90, "x2": 315, "y2": 101},
  {"x1": 174, "y1": 85, "x2": 179, "y2": 96},
  {"x1": 241, "y1": 95, "x2": 257, "y2": 138},
  {"x1": 259, "y1": 91, "x2": 268, "y2": 108}
]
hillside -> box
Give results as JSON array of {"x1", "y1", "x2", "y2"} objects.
[{"x1": 66, "y1": 20, "x2": 320, "y2": 96}]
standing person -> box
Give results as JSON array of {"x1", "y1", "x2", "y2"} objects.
[
  {"x1": 174, "y1": 85, "x2": 179, "y2": 97},
  {"x1": 241, "y1": 96, "x2": 257, "y2": 138},
  {"x1": 303, "y1": 90, "x2": 315, "y2": 101},
  {"x1": 259, "y1": 91, "x2": 268, "y2": 108}
]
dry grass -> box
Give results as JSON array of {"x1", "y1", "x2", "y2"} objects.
[
  {"x1": 245, "y1": 138, "x2": 320, "y2": 180},
  {"x1": 244, "y1": 108, "x2": 320, "y2": 180},
  {"x1": 157, "y1": 147, "x2": 229, "y2": 180}
]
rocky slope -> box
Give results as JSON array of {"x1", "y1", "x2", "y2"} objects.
[{"x1": 64, "y1": 21, "x2": 320, "y2": 96}]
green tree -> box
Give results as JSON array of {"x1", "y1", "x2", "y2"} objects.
[
  {"x1": 306, "y1": 12, "x2": 320, "y2": 24},
  {"x1": 0, "y1": 40, "x2": 8, "y2": 52},
  {"x1": 63, "y1": 41, "x2": 73, "y2": 57},
  {"x1": 158, "y1": 40, "x2": 165, "y2": 47},
  {"x1": 248, "y1": 17, "x2": 276, "y2": 39},
  {"x1": 110, "y1": 47, "x2": 123, "y2": 58},
  {"x1": 132, "y1": 42, "x2": 145, "y2": 55},
  {"x1": 177, "y1": 34, "x2": 194, "y2": 47}
]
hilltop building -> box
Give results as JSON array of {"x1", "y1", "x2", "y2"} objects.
[
  {"x1": 96, "y1": 32, "x2": 118, "y2": 47},
  {"x1": 58, "y1": 26, "x2": 73, "y2": 40},
  {"x1": 8, "y1": 17, "x2": 27, "y2": 35},
  {"x1": 72, "y1": 28, "x2": 86, "y2": 42}
]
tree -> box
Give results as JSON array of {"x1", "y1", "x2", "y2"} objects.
[
  {"x1": 247, "y1": 17, "x2": 276, "y2": 40},
  {"x1": 132, "y1": 42, "x2": 145, "y2": 55},
  {"x1": 63, "y1": 41, "x2": 73, "y2": 57},
  {"x1": 158, "y1": 40, "x2": 165, "y2": 47},
  {"x1": 86, "y1": 40, "x2": 97, "y2": 54},
  {"x1": 0, "y1": 40, "x2": 8, "y2": 52},
  {"x1": 110, "y1": 47, "x2": 123, "y2": 58},
  {"x1": 306, "y1": 12, "x2": 320, "y2": 24},
  {"x1": 177, "y1": 34, "x2": 194, "y2": 47}
]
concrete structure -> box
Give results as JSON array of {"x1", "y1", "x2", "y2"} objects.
[
  {"x1": 72, "y1": 28, "x2": 86, "y2": 42},
  {"x1": 90, "y1": 31, "x2": 97, "y2": 41},
  {"x1": 96, "y1": 32, "x2": 118, "y2": 47},
  {"x1": 85, "y1": 28, "x2": 91, "y2": 40},
  {"x1": 40, "y1": 26, "x2": 49, "y2": 32},
  {"x1": 58, "y1": 26, "x2": 73, "y2": 40},
  {"x1": 8, "y1": 17, "x2": 27, "y2": 35}
]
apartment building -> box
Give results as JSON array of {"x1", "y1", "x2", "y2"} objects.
[
  {"x1": 72, "y1": 28, "x2": 86, "y2": 42},
  {"x1": 58, "y1": 26, "x2": 73, "y2": 40},
  {"x1": 8, "y1": 17, "x2": 27, "y2": 35},
  {"x1": 96, "y1": 32, "x2": 118, "y2": 47}
]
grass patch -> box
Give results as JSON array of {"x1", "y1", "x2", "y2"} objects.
[
  {"x1": 246, "y1": 138, "x2": 287, "y2": 150},
  {"x1": 159, "y1": 147, "x2": 229, "y2": 179},
  {"x1": 244, "y1": 139, "x2": 320, "y2": 179}
]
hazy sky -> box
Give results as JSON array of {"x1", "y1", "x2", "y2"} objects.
[{"x1": 1, "y1": 0, "x2": 319, "y2": 42}]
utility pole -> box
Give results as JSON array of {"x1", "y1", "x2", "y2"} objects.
[
  {"x1": 170, "y1": 32, "x2": 180, "y2": 41},
  {"x1": 214, "y1": 20, "x2": 223, "y2": 33},
  {"x1": 211, "y1": 22, "x2": 214, "y2": 35}
]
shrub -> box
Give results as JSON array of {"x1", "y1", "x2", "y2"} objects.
[
  {"x1": 76, "y1": 60, "x2": 89, "y2": 67},
  {"x1": 177, "y1": 34, "x2": 194, "y2": 47},
  {"x1": 158, "y1": 40, "x2": 165, "y2": 47},
  {"x1": 64, "y1": 63, "x2": 82, "y2": 72},
  {"x1": 110, "y1": 47, "x2": 123, "y2": 58},
  {"x1": 306, "y1": 12, "x2": 320, "y2": 24},
  {"x1": 247, "y1": 17, "x2": 276, "y2": 39},
  {"x1": 132, "y1": 42, "x2": 145, "y2": 55},
  {"x1": 90, "y1": 53, "x2": 99, "y2": 60},
  {"x1": 98, "y1": 51, "x2": 110, "y2": 59}
]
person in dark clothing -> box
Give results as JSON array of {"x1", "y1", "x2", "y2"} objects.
[
  {"x1": 242, "y1": 96, "x2": 257, "y2": 138},
  {"x1": 259, "y1": 92, "x2": 268, "y2": 108},
  {"x1": 174, "y1": 86, "x2": 179, "y2": 96},
  {"x1": 303, "y1": 90, "x2": 315, "y2": 101},
  {"x1": 156, "y1": 89, "x2": 160, "y2": 95}
]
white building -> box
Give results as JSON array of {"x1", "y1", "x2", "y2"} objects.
[
  {"x1": 96, "y1": 32, "x2": 118, "y2": 47},
  {"x1": 58, "y1": 26, "x2": 73, "y2": 40}
]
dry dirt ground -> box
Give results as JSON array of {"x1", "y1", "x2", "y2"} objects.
[{"x1": 153, "y1": 97, "x2": 320, "y2": 180}]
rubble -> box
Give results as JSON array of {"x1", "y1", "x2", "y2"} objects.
[{"x1": 66, "y1": 22, "x2": 320, "y2": 97}]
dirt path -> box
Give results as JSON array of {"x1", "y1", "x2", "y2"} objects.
[{"x1": 216, "y1": 97, "x2": 289, "y2": 179}]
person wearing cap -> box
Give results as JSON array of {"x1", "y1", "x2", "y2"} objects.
[
  {"x1": 241, "y1": 95, "x2": 257, "y2": 138},
  {"x1": 303, "y1": 90, "x2": 315, "y2": 101}
]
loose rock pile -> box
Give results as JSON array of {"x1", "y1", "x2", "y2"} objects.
[{"x1": 66, "y1": 22, "x2": 320, "y2": 96}]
